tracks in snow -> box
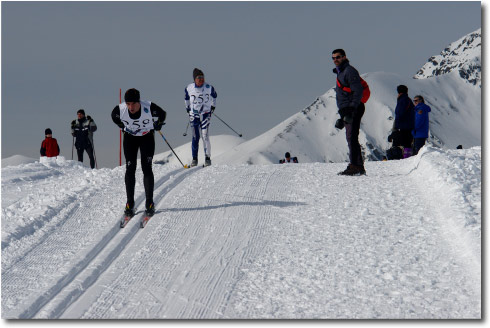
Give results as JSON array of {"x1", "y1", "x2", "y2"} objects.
[{"x1": 2, "y1": 166, "x2": 200, "y2": 319}]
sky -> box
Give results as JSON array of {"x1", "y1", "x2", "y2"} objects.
[{"x1": 1, "y1": 1, "x2": 482, "y2": 168}]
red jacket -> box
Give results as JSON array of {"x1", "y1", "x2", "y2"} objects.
[{"x1": 40, "y1": 137, "x2": 60, "y2": 157}]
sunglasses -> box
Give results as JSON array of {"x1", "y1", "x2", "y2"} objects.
[
  {"x1": 332, "y1": 55, "x2": 343, "y2": 60},
  {"x1": 196, "y1": 75, "x2": 204, "y2": 79},
  {"x1": 414, "y1": 99, "x2": 420, "y2": 102}
]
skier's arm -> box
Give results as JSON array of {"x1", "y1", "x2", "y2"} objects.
[
  {"x1": 111, "y1": 106, "x2": 125, "y2": 129},
  {"x1": 150, "y1": 103, "x2": 167, "y2": 131},
  {"x1": 70, "y1": 120, "x2": 76, "y2": 136},
  {"x1": 210, "y1": 86, "x2": 217, "y2": 112},
  {"x1": 211, "y1": 86, "x2": 217, "y2": 107},
  {"x1": 185, "y1": 88, "x2": 191, "y2": 112},
  {"x1": 87, "y1": 115, "x2": 97, "y2": 132},
  {"x1": 150, "y1": 103, "x2": 167, "y2": 123}
]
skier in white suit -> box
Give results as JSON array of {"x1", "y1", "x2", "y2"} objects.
[{"x1": 185, "y1": 68, "x2": 218, "y2": 167}]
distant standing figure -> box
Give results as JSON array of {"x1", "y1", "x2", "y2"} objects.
[
  {"x1": 40, "y1": 128, "x2": 60, "y2": 158},
  {"x1": 71, "y1": 109, "x2": 97, "y2": 168},
  {"x1": 394, "y1": 85, "x2": 415, "y2": 148},
  {"x1": 185, "y1": 68, "x2": 218, "y2": 167},
  {"x1": 412, "y1": 95, "x2": 431, "y2": 155},
  {"x1": 279, "y1": 152, "x2": 298, "y2": 164}
]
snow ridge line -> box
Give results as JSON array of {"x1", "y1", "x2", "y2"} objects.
[{"x1": 18, "y1": 166, "x2": 198, "y2": 319}]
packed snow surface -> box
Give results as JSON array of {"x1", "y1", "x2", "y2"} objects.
[{"x1": 1, "y1": 146, "x2": 481, "y2": 319}]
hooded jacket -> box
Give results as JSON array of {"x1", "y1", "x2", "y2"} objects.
[
  {"x1": 412, "y1": 103, "x2": 431, "y2": 138},
  {"x1": 333, "y1": 59, "x2": 363, "y2": 110}
]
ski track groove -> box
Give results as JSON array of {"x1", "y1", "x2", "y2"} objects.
[
  {"x1": 69, "y1": 166, "x2": 280, "y2": 319},
  {"x1": 31, "y1": 166, "x2": 200, "y2": 319},
  {"x1": 1, "y1": 176, "x2": 105, "y2": 271},
  {"x1": 2, "y1": 166, "x2": 193, "y2": 319}
]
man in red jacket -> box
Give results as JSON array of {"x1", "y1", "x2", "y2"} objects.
[{"x1": 40, "y1": 128, "x2": 60, "y2": 157}]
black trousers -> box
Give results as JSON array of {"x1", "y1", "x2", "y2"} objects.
[
  {"x1": 345, "y1": 103, "x2": 365, "y2": 166},
  {"x1": 124, "y1": 132, "x2": 155, "y2": 208},
  {"x1": 398, "y1": 129, "x2": 414, "y2": 149},
  {"x1": 76, "y1": 144, "x2": 95, "y2": 169}
]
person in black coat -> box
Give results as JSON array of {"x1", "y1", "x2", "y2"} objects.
[
  {"x1": 393, "y1": 85, "x2": 415, "y2": 149},
  {"x1": 71, "y1": 109, "x2": 97, "y2": 168}
]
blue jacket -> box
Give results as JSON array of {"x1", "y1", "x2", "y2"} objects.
[
  {"x1": 394, "y1": 93, "x2": 415, "y2": 130},
  {"x1": 333, "y1": 59, "x2": 363, "y2": 109},
  {"x1": 412, "y1": 103, "x2": 431, "y2": 138}
]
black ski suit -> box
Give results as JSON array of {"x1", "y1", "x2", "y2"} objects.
[{"x1": 111, "y1": 103, "x2": 166, "y2": 209}]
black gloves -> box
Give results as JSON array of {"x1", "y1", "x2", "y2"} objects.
[
  {"x1": 153, "y1": 121, "x2": 165, "y2": 131},
  {"x1": 211, "y1": 106, "x2": 216, "y2": 113},
  {"x1": 339, "y1": 106, "x2": 355, "y2": 124},
  {"x1": 335, "y1": 119, "x2": 345, "y2": 130}
]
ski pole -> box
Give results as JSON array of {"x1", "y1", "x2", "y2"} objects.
[
  {"x1": 183, "y1": 121, "x2": 190, "y2": 136},
  {"x1": 213, "y1": 113, "x2": 243, "y2": 137},
  {"x1": 71, "y1": 136, "x2": 74, "y2": 160},
  {"x1": 92, "y1": 139, "x2": 98, "y2": 169},
  {"x1": 157, "y1": 130, "x2": 188, "y2": 168}
]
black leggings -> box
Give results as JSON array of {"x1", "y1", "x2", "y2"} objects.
[
  {"x1": 77, "y1": 144, "x2": 95, "y2": 169},
  {"x1": 123, "y1": 132, "x2": 155, "y2": 208}
]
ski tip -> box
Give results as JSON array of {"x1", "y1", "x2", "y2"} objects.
[{"x1": 184, "y1": 164, "x2": 189, "y2": 169}]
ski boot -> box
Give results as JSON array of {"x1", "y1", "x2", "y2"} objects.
[
  {"x1": 145, "y1": 202, "x2": 155, "y2": 217},
  {"x1": 124, "y1": 203, "x2": 135, "y2": 217},
  {"x1": 338, "y1": 164, "x2": 366, "y2": 176},
  {"x1": 190, "y1": 158, "x2": 198, "y2": 167},
  {"x1": 204, "y1": 157, "x2": 211, "y2": 167}
]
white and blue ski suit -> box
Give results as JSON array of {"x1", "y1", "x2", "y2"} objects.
[{"x1": 185, "y1": 82, "x2": 217, "y2": 159}]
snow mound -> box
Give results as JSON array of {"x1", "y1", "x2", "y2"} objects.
[{"x1": 1, "y1": 155, "x2": 38, "y2": 168}]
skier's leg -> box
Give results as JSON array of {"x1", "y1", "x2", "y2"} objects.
[
  {"x1": 76, "y1": 147, "x2": 84, "y2": 163},
  {"x1": 123, "y1": 134, "x2": 138, "y2": 208},
  {"x1": 191, "y1": 119, "x2": 201, "y2": 160},
  {"x1": 86, "y1": 144, "x2": 96, "y2": 169},
  {"x1": 345, "y1": 103, "x2": 365, "y2": 166},
  {"x1": 201, "y1": 113, "x2": 211, "y2": 158},
  {"x1": 140, "y1": 133, "x2": 155, "y2": 209}
]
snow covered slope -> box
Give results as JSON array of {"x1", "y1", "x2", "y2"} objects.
[
  {"x1": 212, "y1": 29, "x2": 481, "y2": 165},
  {"x1": 1, "y1": 146, "x2": 481, "y2": 319}
]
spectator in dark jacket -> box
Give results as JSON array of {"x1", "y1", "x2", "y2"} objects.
[
  {"x1": 412, "y1": 95, "x2": 431, "y2": 155},
  {"x1": 394, "y1": 85, "x2": 415, "y2": 148},
  {"x1": 40, "y1": 128, "x2": 60, "y2": 158},
  {"x1": 71, "y1": 109, "x2": 97, "y2": 168},
  {"x1": 332, "y1": 49, "x2": 366, "y2": 176}
]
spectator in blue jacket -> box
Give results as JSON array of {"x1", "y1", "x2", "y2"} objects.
[
  {"x1": 412, "y1": 95, "x2": 431, "y2": 155},
  {"x1": 394, "y1": 85, "x2": 415, "y2": 148}
]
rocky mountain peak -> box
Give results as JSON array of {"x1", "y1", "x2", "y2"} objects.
[{"x1": 414, "y1": 28, "x2": 481, "y2": 86}]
